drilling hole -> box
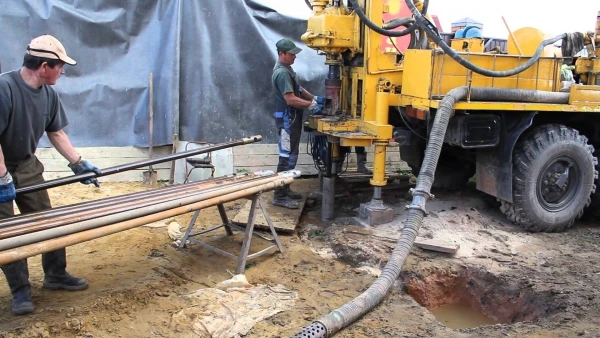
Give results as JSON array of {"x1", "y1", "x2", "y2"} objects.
[{"x1": 401, "y1": 266, "x2": 561, "y2": 329}]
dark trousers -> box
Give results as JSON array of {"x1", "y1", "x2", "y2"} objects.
[
  {"x1": 0, "y1": 156, "x2": 67, "y2": 295},
  {"x1": 340, "y1": 146, "x2": 366, "y2": 157},
  {"x1": 276, "y1": 109, "x2": 303, "y2": 173}
]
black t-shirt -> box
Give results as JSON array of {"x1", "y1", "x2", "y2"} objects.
[{"x1": 0, "y1": 70, "x2": 69, "y2": 162}]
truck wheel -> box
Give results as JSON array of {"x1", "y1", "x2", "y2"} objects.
[
  {"x1": 500, "y1": 124, "x2": 597, "y2": 232},
  {"x1": 582, "y1": 148, "x2": 600, "y2": 221}
]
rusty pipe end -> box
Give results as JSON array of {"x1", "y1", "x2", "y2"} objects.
[{"x1": 242, "y1": 135, "x2": 263, "y2": 143}]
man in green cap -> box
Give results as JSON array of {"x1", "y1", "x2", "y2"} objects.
[{"x1": 271, "y1": 38, "x2": 325, "y2": 209}]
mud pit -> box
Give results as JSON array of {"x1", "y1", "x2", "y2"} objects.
[
  {"x1": 0, "y1": 178, "x2": 599, "y2": 337},
  {"x1": 402, "y1": 266, "x2": 557, "y2": 327}
]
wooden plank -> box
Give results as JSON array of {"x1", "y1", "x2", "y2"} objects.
[
  {"x1": 373, "y1": 232, "x2": 460, "y2": 254},
  {"x1": 413, "y1": 238, "x2": 460, "y2": 254},
  {"x1": 232, "y1": 143, "x2": 401, "y2": 156},
  {"x1": 35, "y1": 146, "x2": 172, "y2": 159},
  {"x1": 233, "y1": 153, "x2": 403, "y2": 166},
  {"x1": 42, "y1": 169, "x2": 171, "y2": 182},
  {"x1": 40, "y1": 158, "x2": 171, "y2": 172},
  {"x1": 34, "y1": 143, "x2": 409, "y2": 182},
  {"x1": 233, "y1": 163, "x2": 410, "y2": 177},
  {"x1": 231, "y1": 192, "x2": 306, "y2": 233},
  {"x1": 234, "y1": 156, "x2": 404, "y2": 171},
  {"x1": 235, "y1": 165, "x2": 320, "y2": 176}
]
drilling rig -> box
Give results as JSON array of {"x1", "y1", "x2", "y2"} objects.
[{"x1": 302, "y1": 0, "x2": 600, "y2": 233}]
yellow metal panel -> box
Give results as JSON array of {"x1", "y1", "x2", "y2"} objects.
[
  {"x1": 317, "y1": 118, "x2": 359, "y2": 132},
  {"x1": 366, "y1": 0, "x2": 403, "y2": 73},
  {"x1": 395, "y1": 95, "x2": 600, "y2": 113},
  {"x1": 569, "y1": 85, "x2": 600, "y2": 106},
  {"x1": 506, "y1": 27, "x2": 556, "y2": 57},
  {"x1": 429, "y1": 53, "x2": 560, "y2": 96},
  {"x1": 437, "y1": 101, "x2": 600, "y2": 113},
  {"x1": 340, "y1": 138, "x2": 373, "y2": 147},
  {"x1": 360, "y1": 121, "x2": 393, "y2": 139},
  {"x1": 302, "y1": 7, "x2": 359, "y2": 54},
  {"x1": 401, "y1": 49, "x2": 433, "y2": 99}
]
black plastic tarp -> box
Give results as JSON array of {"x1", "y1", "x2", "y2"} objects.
[{"x1": 0, "y1": 0, "x2": 327, "y2": 147}]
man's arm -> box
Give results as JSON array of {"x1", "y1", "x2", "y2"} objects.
[
  {"x1": 284, "y1": 93, "x2": 312, "y2": 109},
  {"x1": 47, "y1": 129, "x2": 102, "y2": 187},
  {"x1": 299, "y1": 86, "x2": 314, "y2": 101},
  {"x1": 47, "y1": 130, "x2": 81, "y2": 164}
]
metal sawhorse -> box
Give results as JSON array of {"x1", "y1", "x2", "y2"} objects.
[{"x1": 178, "y1": 192, "x2": 284, "y2": 274}]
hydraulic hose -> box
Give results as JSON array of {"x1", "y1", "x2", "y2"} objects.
[
  {"x1": 348, "y1": 0, "x2": 418, "y2": 37},
  {"x1": 291, "y1": 86, "x2": 570, "y2": 338},
  {"x1": 382, "y1": 17, "x2": 415, "y2": 30},
  {"x1": 404, "y1": 0, "x2": 565, "y2": 77}
]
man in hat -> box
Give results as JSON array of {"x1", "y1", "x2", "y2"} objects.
[
  {"x1": 271, "y1": 38, "x2": 325, "y2": 209},
  {"x1": 0, "y1": 35, "x2": 102, "y2": 315}
]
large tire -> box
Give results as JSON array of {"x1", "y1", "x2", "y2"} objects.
[
  {"x1": 582, "y1": 148, "x2": 600, "y2": 221},
  {"x1": 500, "y1": 124, "x2": 598, "y2": 232}
]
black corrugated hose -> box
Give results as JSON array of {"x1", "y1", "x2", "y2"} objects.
[{"x1": 290, "y1": 86, "x2": 570, "y2": 338}]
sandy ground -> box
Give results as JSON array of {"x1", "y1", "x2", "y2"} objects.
[{"x1": 0, "y1": 176, "x2": 599, "y2": 338}]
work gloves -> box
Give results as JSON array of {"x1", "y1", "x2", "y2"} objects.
[
  {"x1": 68, "y1": 157, "x2": 102, "y2": 187},
  {"x1": 308, "y1": 95, "x2": 326, "y2": 115},
  {"x1": 0, "y1": 171, "x2": 16, "y2": 203}
]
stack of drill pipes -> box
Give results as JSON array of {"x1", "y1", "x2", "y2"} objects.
[
  {"x1": 0, "y1": 174, "x2": 294, "y2": 266},
  {"x1": 0, "y1": 173, "x2": 254, "y2": 230},
  {"x1": 0, "y1": 172, "x2": 292, "y2": 247},
  {"x1": 0, "y1": 173, "x2": 265, "y2": 237},
  {"x1": 0, "y1": 171, "x2": 298, "y2": 252}
]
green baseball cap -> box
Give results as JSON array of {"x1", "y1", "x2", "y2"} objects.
[{"x1": 276, "y1": 39, "x2": 302, "y2": 54}]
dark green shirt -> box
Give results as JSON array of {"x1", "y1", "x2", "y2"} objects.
[
  {"x1": 272, "y1": 61, "x2": 300, "y2": 111},
  {"x1": 0, "y1": 70, "x2": 69, "y2": 162}
]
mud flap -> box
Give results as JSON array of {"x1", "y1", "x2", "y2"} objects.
[{"x1": 476, "y1": 112, "x2": 536, "y2": 203}]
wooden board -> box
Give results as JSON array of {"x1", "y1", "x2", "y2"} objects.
[
  {"x1": 232, "y1": 143, "x2": 409, "y2": 176},
  {"x1": 371, "y1": 231, "x2": 460, "y2": 254},
  {"x1": 36, "y1": 146, "x2": 173, "y2": 182},
  {"x1": 231, "y1": 191, "x2": 306, "y2": 233},
  {"x1": 413, "y1": 238, "x2": 460, "y2": 254}
]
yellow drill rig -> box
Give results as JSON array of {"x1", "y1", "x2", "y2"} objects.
[{"x1": 302, "y1": 0, "x2": 600, "y2": 233}]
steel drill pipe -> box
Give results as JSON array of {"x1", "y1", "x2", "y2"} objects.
[
  {"x1": 16, "y1": 136, "x2": 263, "y2": 195},
  {"x1": 0, "y1": 173, "x2": 255, "y2": 229},
  {"x1": 0, "y1": 176, "x2": 294, "y2": 266},
  {"x1": 0, "y1": 174, "x2": 278, "y2": 239},
  {"x1": 0, "y1": 173, "x2": 258, "y2": 230},
  {"x1": 0, "y1": 172, "x2": 299, "y2": 251},
  {"x1": 0, "y1": 173, "x2": 291, "y2": 246}
]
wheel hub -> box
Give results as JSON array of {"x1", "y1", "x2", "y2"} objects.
[{"x1": 538, "y1": 156, "x2": 580, "y2": 211}]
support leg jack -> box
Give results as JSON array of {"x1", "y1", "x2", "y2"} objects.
[{"x1": 359, "y1": 186, "x2": 394, "y2": 226}]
